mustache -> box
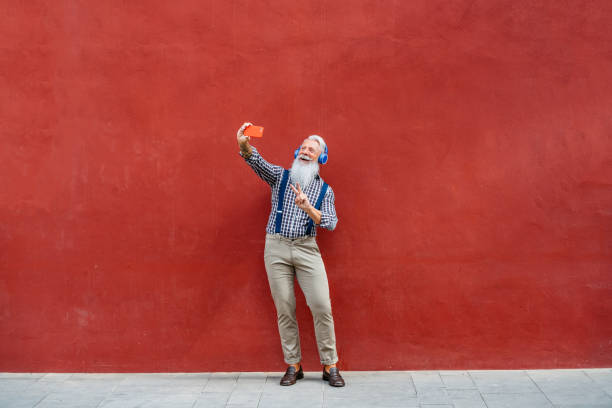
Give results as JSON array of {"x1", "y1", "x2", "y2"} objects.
[{"x1": 298, "y1": 154, "x2": 313, "y2": 161}]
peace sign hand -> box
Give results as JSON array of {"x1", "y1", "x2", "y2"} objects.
[{"x1": 290, "y1": 183, "x2": 311, "y2": 211}]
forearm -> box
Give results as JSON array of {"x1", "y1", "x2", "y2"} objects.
[
  {"x1": 239, "y1": 142, "x2": 253, "y2": 159},
  {"x1": 304, "y1": 205, "x2": 322, "y2": 225}
]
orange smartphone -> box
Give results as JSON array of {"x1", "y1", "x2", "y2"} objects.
[{"x1": 244, "y1": 125, "x2": 264, "y2": 138}]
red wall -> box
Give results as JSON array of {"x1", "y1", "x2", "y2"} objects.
[{"x1": 1, "y1": 0, "x2": 611, "y2": 372}]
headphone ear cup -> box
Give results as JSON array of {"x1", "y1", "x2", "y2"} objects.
[
  {"x1": 294, "y1": 147, "x2": 300, "y2": 158},
  {"x1": 318, "y1": 145, "x2": 328, "y2": 164}
]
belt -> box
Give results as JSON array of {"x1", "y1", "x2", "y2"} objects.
[{"x1": 266, "y1": 233, "x2": 315, "y2": 244}]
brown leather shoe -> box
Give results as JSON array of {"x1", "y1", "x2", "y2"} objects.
[
  {"x1": 322, "y1": 367, "x2": 345, "y2": 387},
  {"x1": 280, "y1": 365, "x2": 304, "y2": 386}
]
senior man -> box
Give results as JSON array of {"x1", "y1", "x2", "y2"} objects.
[{"x1": 236, "y1": 122, "x2": 345, "y2": 387}]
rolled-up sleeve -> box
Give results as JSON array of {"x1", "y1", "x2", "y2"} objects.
[{"x1": 319, "y1": 186, "x2": 338, "y2": 231}]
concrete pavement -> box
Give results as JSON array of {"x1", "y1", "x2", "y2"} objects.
[{"x1": 1, "y1": 369, "x2": 611, "y2": 408}]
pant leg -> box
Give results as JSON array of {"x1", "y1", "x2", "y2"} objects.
[
  {"x1": 264, "y1": 235, "x2": 302, "y2": 364},
  {"x1": 293, "y1": 237, "x2": 339, "y2": 365}
]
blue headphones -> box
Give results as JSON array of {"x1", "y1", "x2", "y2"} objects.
[{"x1": 294, "y1": 144, "x2": 328, "y2": 165}]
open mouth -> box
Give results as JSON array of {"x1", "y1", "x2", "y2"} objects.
[{"x1": 299, "y1": 155, "x2": 312, "y2": 162}]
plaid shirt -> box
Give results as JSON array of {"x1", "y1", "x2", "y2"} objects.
[{"x1": 240, "y1": 146, "x2": 338, "y2": 238}]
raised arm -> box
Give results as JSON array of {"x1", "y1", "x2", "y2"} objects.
[
  {"x1": 237, "y1": 122, "x2": 283, "y2": 186},
  {"x1": 237, "y1": 122, "x2": 253, "y2": 158}
]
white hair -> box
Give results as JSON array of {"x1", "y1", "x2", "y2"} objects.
[{"x1": 306, "y1": 135, "x2": 326, "y2": 156}]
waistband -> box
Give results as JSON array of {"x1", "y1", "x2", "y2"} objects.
[{"x1": 266, "y1": 233, "x2": 316, "y2": 244}]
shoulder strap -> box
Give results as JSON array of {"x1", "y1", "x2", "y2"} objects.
[
  {"x1": 275, "y1": 169, "x2": 290, "y2": 233},
  {"x1": 305, "y1": 182, "x2": 329, "y2": 235}
]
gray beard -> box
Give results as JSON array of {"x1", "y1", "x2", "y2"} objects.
[{"x1": 290, "y1": 156, "x2": 319, "y2": 189}]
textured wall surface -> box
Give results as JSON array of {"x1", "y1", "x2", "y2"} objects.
[{"x1": 1, "y1": 0, "x2": 611, "y2": 371}]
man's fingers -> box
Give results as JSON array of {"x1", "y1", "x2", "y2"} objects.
[
  {"x1": 239, "y1": 122, "x2": 252, "y2": 134},
  {"x1": 291, "y1": 184, "x2": 310, "y2": 208}
]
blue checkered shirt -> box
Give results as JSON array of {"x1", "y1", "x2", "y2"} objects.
[{"x1": 240, "y1": 146, "x2": 338, "y2": 238}]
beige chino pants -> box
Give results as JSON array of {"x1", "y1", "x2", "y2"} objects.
[{"x1": 263, "y1": 233, "x2": 338, "y2": 365}]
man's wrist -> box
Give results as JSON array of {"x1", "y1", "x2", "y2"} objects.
[
  {"x1": 239, "y1": 144, "x2": 252, "y2": 158},
  {"x1": 306, "y1": 205, "x2": 322, "y2": 225},
  {"x1": 306, "y1": 204, "x2": 317, "y2": 216}
]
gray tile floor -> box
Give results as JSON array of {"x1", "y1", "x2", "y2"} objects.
[{"x1": 1, "y1": 369, "x2": 611, "y2": 408}]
